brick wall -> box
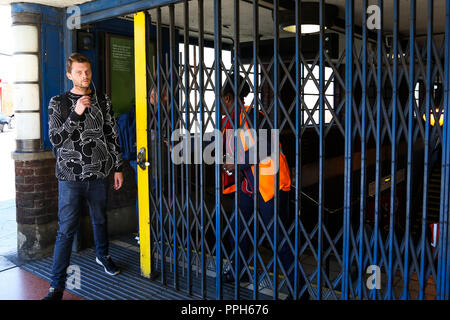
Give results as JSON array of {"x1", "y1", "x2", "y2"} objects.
[
  {"x1": 15, "y1": 159, "x2": 58, "y2": 226},
  {"x1": 14, "y1": 155, "x2": 59, "y2": 260}
]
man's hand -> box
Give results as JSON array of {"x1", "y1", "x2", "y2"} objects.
[
  {"x1": 163, "y1": 139, "x2": 172, "y2": 152},
  {"x1": 74, "y1": 95, "x2": 91, "y2": 115},
  {"x1": 223, "y1": 154, "x2": 235, "y2": 173},
  {"x1": 223, "y1": 163, "x2": 235, "y2": 172},
  {"x1": 114, "y1": 172, "x2": 124, "y2": 190}
]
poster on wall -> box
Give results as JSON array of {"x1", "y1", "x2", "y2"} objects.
[{"x1": 106, "y1": 34, "x2": 135, "y2": 117}]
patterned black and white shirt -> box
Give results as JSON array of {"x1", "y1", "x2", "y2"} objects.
[{"x1": 48, "y1": 90, "x2": 123, "y2": 181}]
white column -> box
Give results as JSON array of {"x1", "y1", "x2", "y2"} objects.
[{"x1": 12, "y1": 23, "x2": 41, "y2": 151}]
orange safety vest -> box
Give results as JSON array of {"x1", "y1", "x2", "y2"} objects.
[
  {"x1": 222, "y1": 113, "x2": 236, "y2": 194},
  {"x1": 222, "y1": 106, "x2": 291, "y2": 202}
]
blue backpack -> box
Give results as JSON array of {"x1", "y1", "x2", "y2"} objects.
[{"x1": 117, "y1": 106, "x2": 137, "y2": 161}]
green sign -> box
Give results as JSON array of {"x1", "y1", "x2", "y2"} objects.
[{"x1": 109, "y1": 36, "x2": 134, "y2": 116}]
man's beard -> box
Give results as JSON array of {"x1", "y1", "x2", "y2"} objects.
[{"x1": 76, "y1": 79, "x2": 91, "y2": 89}]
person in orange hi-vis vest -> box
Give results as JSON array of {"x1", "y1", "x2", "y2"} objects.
[{"x1": 220, "y1": 74, "x2": 308, "y2": 300}]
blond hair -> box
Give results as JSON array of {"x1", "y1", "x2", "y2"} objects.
[{"x1": 66, "y1": 52, "x2": 91, "y2": 73}]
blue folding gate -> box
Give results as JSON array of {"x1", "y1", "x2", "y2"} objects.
[{"x1": 138, "y1": 0, "x2": 450, "y2": 300}]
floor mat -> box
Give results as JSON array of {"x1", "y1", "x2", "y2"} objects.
[
  {"x1": 20, "y1": 238, "x2": 273, "y2": 300},
  {"x1": 20, "y1": 242, "x2": 195, "y2": 300}
]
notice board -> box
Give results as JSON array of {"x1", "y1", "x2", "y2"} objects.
[{"x1": 106, "y1": 34, "x2": 135, "y2": 116}]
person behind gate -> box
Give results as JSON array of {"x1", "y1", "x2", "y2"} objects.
[
  {"x1": 117, "y1": 87, "x2": 168, "y2": 245},
  {"x1": 220, "y1": 74, "x2": 308, "y2": 300},
  {"x1": 44, "y1": 53, "x2": 124, "y2": 300}
]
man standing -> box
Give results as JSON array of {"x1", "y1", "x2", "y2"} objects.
[
  {"x1": 220, "y1": 74, "x2": 309, "y2": 300},
  {"x1": 43, "y1": 53, "x2": 124, "y2": 300}
]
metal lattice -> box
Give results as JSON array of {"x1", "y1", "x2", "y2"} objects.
[{"x1": 136, "y1": 0, "x2": 450, "y2": 300}]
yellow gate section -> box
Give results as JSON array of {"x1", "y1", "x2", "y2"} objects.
[{"x1": 134, "y1": 11, "x2": 151, "y2": 278}]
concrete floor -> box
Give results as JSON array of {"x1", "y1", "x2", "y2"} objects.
[
  {"x1": 0, "y1": 199, "x2": 16, "y2": 268},
  {"x1": 0, "y1": 126, "x2": 17, "y2": 264},
  {"x1": 0, "y1": 266, "x2": 83, "y2": 300},
  {"x1": 0, "y1": 127, "x2": 16, "y2": 202}
]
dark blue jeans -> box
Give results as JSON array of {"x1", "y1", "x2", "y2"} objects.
[
  {"x1": 50, "y1": 179, "x2": 110, "y2": 290},
  {"x1": 228, "y1": 190, "x2": 296, "y2": 285}
]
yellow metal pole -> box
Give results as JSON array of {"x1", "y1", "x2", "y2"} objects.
[{"x1": 134, "y1": 11, "x2": 151, "y2": 278}]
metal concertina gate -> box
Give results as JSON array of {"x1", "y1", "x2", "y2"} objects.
[{"x1": 132, "y1": 0, "x2": 450, "y2": 300}]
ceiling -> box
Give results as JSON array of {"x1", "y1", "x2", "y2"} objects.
[
  {"x1": 266, "y1": 0, "x2": 447, "y2": 36},
  {"x1": 0, "y1": 0, "x2": 447, "y2": 43},
  {"x1": 145, "y1": 0, "x2": 448, "y2": 44}
]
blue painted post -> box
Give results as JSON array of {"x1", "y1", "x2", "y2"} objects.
[
  {"x1": 437, "y1": 0, "x2": 450, "y2": 301},
  {"x1": 63, "y1": 12, "x2": 74, "y2": 92},
  {"x1": 233, "y1": 0, "x2": 240, "y2": 300},
  {"x1": 358, "y1": 0, "x2": 368, "y2": 300},
  {"x1": 294, "y1": 0, "x2": 302, "y2": 300},
  {"x1": 41, "y1": 7, "x2": 65, "y2": 151},
  {"x1": 252, "y1": 0, "x2": 260, "y2": 301},
  {"x1": 156, "y1": 5, "x2": 165, "y2": 285},
  {"x1": 198, "y1": 0, "x2": 206, "y2": 299},
  {"x1": 342, "y1": 0, "x2": 353, "y2": 300},
  {"x1": 444, "y1": 2, "x2": 450, "y2": 293},
  {"x1": 372, "y1": 0, "x2": 383, "y2": 301},
  {"x1": 403, "y1": 0, "x2": 416, "y2": 301},
  {"x1": 386, "y1": 0, "x2": 399, "y2": 300},
  {"x1": 214, "y1": 0, "x2": 223, "y2": 300},
  {"x1": 446, "y1": 219, "x2": 450, "y2": 299},
  {"x1": 419, "y1": 0, "x2": 433, "y2": 300},
  {"x1": 168, "y1": 3, "x2": 178, "y2": 291},
  {"x1": 183, "y1": 0, "x2": 191, "y2": 296},
  {"x1": 273, "y1": 0, "x2": 280, "y2": 300},
  {"x1": 317, "y1": 0, "x2": 325, "y2": 300}
]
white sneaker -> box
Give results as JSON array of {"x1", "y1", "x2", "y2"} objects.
[{"x1": 95, "y1": 255, "x2": 120, "y2": 276}]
